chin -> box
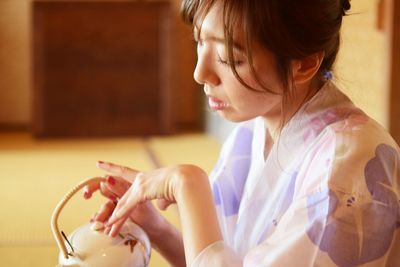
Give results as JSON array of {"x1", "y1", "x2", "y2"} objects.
[{"x1": 219, "y1": 111, "x2": 256, "y2": 123}]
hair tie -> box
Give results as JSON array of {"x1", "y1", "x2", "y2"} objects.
[{"x1": 323, "y1": 70, "x2": 333, "y2": 80}]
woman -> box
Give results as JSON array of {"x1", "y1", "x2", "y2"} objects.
[{"x1": 84, "y1": 0, "x2": 400, "y2": 266}]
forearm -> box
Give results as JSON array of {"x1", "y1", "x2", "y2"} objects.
[
  {"x1": 175, "y1": 165, "x2": 223, "y2": 266},
  {"x1": 150, "y1": 220, "x2": 186, "y2": 267}
]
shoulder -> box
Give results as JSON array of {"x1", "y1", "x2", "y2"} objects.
[
  {"x1": 327, "y1": 113, "x2": 400, "y2": 199},
  {"x1": 299, "y1": 81, "x2": 399, "y2": 176},
  {"x1": 293, "y1": 82, "x2": 399, "y2": 198}
]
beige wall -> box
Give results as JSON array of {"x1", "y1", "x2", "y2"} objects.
[
  {"x1": 336, "y1": 0, "x2": 388, "y2": 126},
  {"x1": 0, "y1": 0, "x2": 31, "y2": 124}
]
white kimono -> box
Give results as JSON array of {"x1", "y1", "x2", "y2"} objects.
[{"x1": 193, "y1": 82, "x2": 400, "y2": 266}]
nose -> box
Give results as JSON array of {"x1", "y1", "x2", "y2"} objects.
[{"x1": 193, "y1": 46, "x2": 220, "y2": 87}]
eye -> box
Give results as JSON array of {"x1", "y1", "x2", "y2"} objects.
[
  {"x1": 217, "y1": 54, "x2": 228, "y2": 65},
  {"x1": 217, "y1": 54, "x2": 243, "y2": 67}
]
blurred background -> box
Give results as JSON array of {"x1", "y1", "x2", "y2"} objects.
[{"x1": 0, "y1": 0, "x2": 399, "y2": 266}]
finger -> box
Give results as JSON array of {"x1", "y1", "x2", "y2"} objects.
[
  {"x1": 109, "y1": 217, "x2": 127, "y2": 237},
  {"x1": 82, "y1": 178, "x2": 102, "y2": 199},
  {"x1": 99, "y1": 181, "x2": 118, "y2": 201},
  {"x1": 107, "y1": 185, "x2": 137, "y2": 225},
  {"x1": 94, "y1": 200, "x2": 117, "y2": 223},
  {"x1": 96, "y1": 161, "x2": 138, "y2": 181},
  {"x1": 105, "y1": 175, "x2": 131, "y2": 198}
]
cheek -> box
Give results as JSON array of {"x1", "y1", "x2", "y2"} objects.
[
  {"x1": 231, "y1": 87, "x2": 279, "y2": 113},
  {"x1": 220, "y1": 64, "x2": 282, "y2": 111},
  {"x1": 233, "y1": 64, "x2": 282, "y2": 95},
  {"x1": 249, "y1": 58, "x2": 283, "y2": 93}
]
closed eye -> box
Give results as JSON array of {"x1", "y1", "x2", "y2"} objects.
[{"x1": 217, "y1": 54, "x2": 243, "y2": 67}]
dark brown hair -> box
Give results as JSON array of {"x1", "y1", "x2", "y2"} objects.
[{"x1": 181, "y1": 0, "x2": 351, "y2": 126}]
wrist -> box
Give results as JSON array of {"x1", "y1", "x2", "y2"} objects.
[{"x1": 173, "y1": 164, "x2": 209, "y2": 203}]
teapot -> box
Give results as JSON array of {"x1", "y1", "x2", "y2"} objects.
[{"x1": 51, "y1": 178, "x2": 151, "y2": 267}]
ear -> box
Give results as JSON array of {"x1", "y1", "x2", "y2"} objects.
[{"x1": 291, "y1": 51, "x2": 324, "y2": 85}]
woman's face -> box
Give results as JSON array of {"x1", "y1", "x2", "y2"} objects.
[{"x1": 193, "y1": 3, "x2": 283, "y2": 123}]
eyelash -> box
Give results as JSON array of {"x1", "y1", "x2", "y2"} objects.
[{"x1": 217, "y1": 54, "x2": 242, "y2": 67}]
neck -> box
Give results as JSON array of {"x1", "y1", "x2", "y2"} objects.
[{"x1": 262, "y1": 78, "x2": 325, "y2": 142}]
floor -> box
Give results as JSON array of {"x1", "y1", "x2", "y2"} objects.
[{"x1": 0, "y1": 132, "x2": 220, "y2": 267}]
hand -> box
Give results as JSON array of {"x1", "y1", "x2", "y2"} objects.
[
  {"x1": 102, "y1": 162, "x2": 187, "y2": 237},
  {"x1": 94, "y1": 162, "x2": 220, "y2": 267},
  {"x1": 83, "y1": 161, "x2": 171, "y2": 238}
]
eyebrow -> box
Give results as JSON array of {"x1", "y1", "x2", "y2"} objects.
[{"x1": 194, "y1": 26, "x2": 245, "y2": 52}]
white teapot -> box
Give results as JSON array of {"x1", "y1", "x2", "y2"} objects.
[{"x1": 51, "y1": 178, "x2": 151, "y2": 267}]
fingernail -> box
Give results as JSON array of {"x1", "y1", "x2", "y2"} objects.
[
  {"x1": 83, "y1": 190, "x2": 90, "y2": 199},
  {"x1": 107, "y1": 176, "x2": 116, "y2": 185}
]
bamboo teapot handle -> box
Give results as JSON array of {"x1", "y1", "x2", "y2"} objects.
[{"x1": 51, "y1": 177, "x2": 106, "y2": 259}]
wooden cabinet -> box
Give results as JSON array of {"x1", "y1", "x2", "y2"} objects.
[{"x1": 32, "y1": 0, "x2": 201, "y2": 137}]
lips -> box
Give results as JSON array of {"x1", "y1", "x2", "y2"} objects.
[{"x1": 208, "y1": 96, "x2": 228, "y2": 110}]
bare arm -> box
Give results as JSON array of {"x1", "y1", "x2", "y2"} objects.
[{"x1": 174, "y1": 165, "x2": 223, "y2": 266}]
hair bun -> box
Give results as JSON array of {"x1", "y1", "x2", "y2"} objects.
[{"x1": 341, "y1": 0, "x2": 351, "y2": 14}]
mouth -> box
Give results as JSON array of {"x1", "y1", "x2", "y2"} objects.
[{"x1": 207, "y1": 96, "x2": 229, "y2": 111}]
